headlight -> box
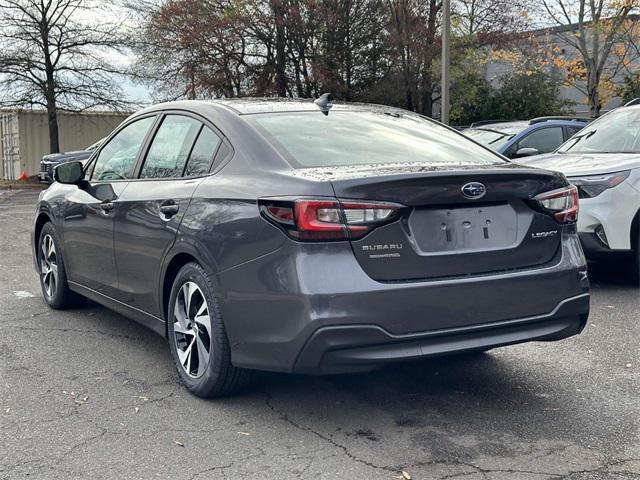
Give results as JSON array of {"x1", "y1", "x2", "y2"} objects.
[{"x1": 569, "y1": 170, "x2": 630, "y2": 198}]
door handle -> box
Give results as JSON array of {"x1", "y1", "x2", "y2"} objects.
[
  {"x1": 159, "y1": 202, "x2": 179, "y2": 216},
  {"x1": 100, "y1": 202, "x2": 114, "y2": 213}
]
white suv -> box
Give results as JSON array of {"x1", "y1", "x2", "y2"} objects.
[{"x1": 522, "y1": 104, "x2": 640, "y2": 284}]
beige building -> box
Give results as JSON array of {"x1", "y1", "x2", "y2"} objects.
[
  {"x1": 0, "y1": 109, "x2": 130, "y2": 180},
  {"x1": 484, "y1": 15, "x2": 640, "y2": 115}
]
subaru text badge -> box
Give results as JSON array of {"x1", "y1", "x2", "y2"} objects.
[{"x1": 461, "y1": 182, "x2": 487, "y2": 199}]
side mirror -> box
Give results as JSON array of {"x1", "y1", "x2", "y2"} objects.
[
  {"x1": 514, "y1": 147, "x2": 540, "y2": 158},
  {"x1": 54, "y1": 161, "x2": 84, "y2": 185}
]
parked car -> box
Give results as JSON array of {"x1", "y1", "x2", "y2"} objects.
[
  {"x1": 32, "y1": 97, "x2": 590, "y2": 397},
  {"x1": 39, "y1": 138, "x2": 104, "y2": 183},
  {"x1": 464, "y1": 117, "x2": 589, "y2": 159},
  {"x1": 520, "y1": 103, "x2": 640, "y2": 284}
]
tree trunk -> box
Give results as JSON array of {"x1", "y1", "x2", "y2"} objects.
[
  {"x1": 41, "y1": 14, "x2": 60, "y2": 153},
  {"x1": 421, "y1": 74, "x2": 434, "y2": 117},
  {"x1": 46, "y1": 99, "x2": 60, "y2": 154},
  {"x1": 587, "y1": 66, "x2": 601, "y2": 118},
  {"x1": 273, "y1": 0, "x2": 288, "y2": 97}
]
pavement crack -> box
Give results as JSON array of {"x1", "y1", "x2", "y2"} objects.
[
  {"x1": 262, "y1": 391, "x2": 395, "y2": 474},
  {"x1": 188, "y1": 462, "x2": 234, "y2": 480}
]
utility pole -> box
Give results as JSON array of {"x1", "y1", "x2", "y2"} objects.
[{"x1": 441, "y1": 0, "x2": 451, "y2": 125}]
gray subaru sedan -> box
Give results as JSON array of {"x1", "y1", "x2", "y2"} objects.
[{"x1": 32, "y1": 97, "x2": 590, "y2": 397}]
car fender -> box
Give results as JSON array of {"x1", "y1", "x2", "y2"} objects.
[{"x1": 157, "y1": 237, "x2": 223, "y2": 323}]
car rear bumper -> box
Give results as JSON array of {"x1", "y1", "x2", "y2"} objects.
[
  {"x1": 578, "y1": 232, "x2": 632, "y2": 260},
  {"x1": 220, "y1": 231, "x2": 589, "y2": 374},
  {"x1": 575, "y1": 181, "x2": 640, "y2": 251},
  {"x1": 293, "y1": 294, "x2": 588, "y2": 374}
]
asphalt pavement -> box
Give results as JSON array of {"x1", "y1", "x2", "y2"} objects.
[{"x1": 1, "y1": 190, "x2": 638, "y2": 480}]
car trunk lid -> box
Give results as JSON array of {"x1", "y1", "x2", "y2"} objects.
[{"x1": 325, "y1": 165, "x2": 568, "y2": 281}]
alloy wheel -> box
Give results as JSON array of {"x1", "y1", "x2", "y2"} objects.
[
  {"x1": 40, "y1": 234, "x2": 58, "y2": 298},
  {"x1": 173, "y1": 281, "x2": 212, "y2": 378}
]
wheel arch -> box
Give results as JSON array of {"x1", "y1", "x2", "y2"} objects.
[
  {"x1": 631, "y1": 208, "x2": 640, "y2": 251},
  {"x1": 160, "y1": 245, "x2": 221, "y2": 337},
  {"x1": 34, "y1": 211, "x2": 53, "y2": 259},
  {"x1": 161, "y1": 252, "x2": 198, "y2": 332}
]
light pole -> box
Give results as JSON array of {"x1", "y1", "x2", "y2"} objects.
[{"x1": 441, "y1": 0, "x2": 451, "y2": 125}]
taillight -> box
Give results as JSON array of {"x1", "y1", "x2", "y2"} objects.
[
  {"x1": 534, "y1": 185, "x2": 579, "y2": 224},
  {"x1": 261, "y1": 198, "x2": 403, "y2": 241}
]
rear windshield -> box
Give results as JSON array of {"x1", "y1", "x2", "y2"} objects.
[{"x1": 248, "y1": 111, "x2": 506, "y2": 168}]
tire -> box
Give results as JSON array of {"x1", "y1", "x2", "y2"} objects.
[
  {"x1": 632, "y1": 232, "x2": 640, "y2": 286},
  {"x1": 37, "y1": 222, "x2": 84, "y2": 309},
  {"x1": 167, "y1": 262, "x2": 253, "y2": 398}
]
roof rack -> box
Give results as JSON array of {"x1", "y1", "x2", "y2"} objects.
[
  {"x1": 529, "y1": 116, "x2": 590, "y2": 124},
  {"x1": 624, "y1": 98, "x2": 640, "y2": 106},
  {"x1": 469, "y1": 120, "x2": 518, "y2": 128}
]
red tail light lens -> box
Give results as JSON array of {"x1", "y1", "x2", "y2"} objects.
[
  {"x1": 534, "y1": 185, "x2": 579, "y2": 224},
  {"x1": 295, "y1": 200, "x2": 346, "y2": 240},
  {"x1": 261, "y1": 198, "x2": 402, "y2": 241}
]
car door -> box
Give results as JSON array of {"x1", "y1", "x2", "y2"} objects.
[
  {"x1": 61, "y1": 115, "x2": 157, "y2": 297},
  {"x1": 113, "y1": 113, "x2": 224, "y2": 317},
  {"x1": 506, "y1": 126, "x2": 564, "y2": 158}
]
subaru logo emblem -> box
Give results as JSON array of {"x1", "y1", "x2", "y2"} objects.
[{"x1": 461, "y1": 182, "x2": 487, "y2": 199}]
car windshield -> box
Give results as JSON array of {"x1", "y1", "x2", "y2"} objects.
[
  {"x1": 558, "y1": 108, "x2": 640, "y2": 154},
  {"x1": 249, "y1": 111, "x2": 506, "y2": 168},
  {"x1": 463, "y1": 128, "x2": 519, "y2": 150}
]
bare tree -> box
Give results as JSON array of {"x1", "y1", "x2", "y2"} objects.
[
  {"x1": 454, "y1": 0, "x2": 532, "y2": 37},
  {"x1": 0, "y1": 0, "x2": 131, "y2": 153},
  {"x1": 539, "y1": 0, "x2": 638, "y2": 117}
]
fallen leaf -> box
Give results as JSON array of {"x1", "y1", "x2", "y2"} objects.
[
  {"x1": 237, "y1": 431, "x2": 251, "y2": 436},
  {"x1": 402, "y1": 470, "x2": 412, "y2": 480},
  {"x1": 174, "y1": 440, "x2": 184, "y2": 447},
  {"x1": 137, "y1": 396, "x2": 149, "y2": 401},
  {"x1": 5, "y1": 408, "x2": 10, "y2": 414},
  {"x1": 134, "y1": 407, "x2": 140, "y2": 414},
  {"x1": 626, "y1": 363, "x2": 632, "y2": 368}
]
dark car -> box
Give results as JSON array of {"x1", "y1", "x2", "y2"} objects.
[
  {"x1": 32, "y1": 98, "x2": 590, "y2": 397},
  {"x1": 39, "y1": 138, "x2": 103, "y2": 183},
  {"x1": 463, "y1": 117, "x2": 588, "y2": 159}
]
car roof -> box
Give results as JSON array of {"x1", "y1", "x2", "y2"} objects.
[
  {"x1": 470, "y1": 119, "x2": 586, "y2": 135},
  {"x1": 469, "y1": 121, "x2": 529, "y2": 134},
  {"x1": 136, "y1": 98, "x2": 412, "y2": 116}
]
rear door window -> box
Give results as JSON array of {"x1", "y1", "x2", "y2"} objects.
[
  {"x1": 565, "y1": 125, "x2": 584, "y2": 139},
  {"x1": 184, "y1": 126, "x2": 222, "y2": 177},
  {"x1": 516, "y1": 127, "x2": 564, "y2": 154},
  {"x1": 139, "y1": 115, "x2": 202, "y2": 179}
]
